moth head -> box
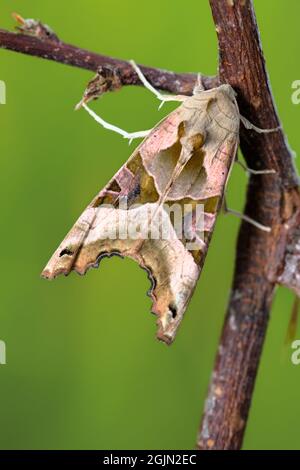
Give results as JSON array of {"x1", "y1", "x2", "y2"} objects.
[
  {"x1": 193, "y1": 84, "x2": 205, "y2": 95},
  {"x1": 193, "y1": 83, "x2": 237, "y2": 103},
  {"x1": 218, "y1": 84, "x2": 237, "y2": 102}
]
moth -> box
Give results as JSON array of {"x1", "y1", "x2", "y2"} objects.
[{"x1": 42, "y1": 61, "x2": 275, "y2": 344}]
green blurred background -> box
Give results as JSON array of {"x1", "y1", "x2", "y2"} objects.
[{"x1": 0, "y1": 0, "x2": 299, "y2": 450}]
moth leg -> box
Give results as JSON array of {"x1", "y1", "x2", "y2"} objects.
[
  {"x1": 240, "y1": 115, "x2": 281, "y2": 134},
  {"x1": 235, "y1": 158, "x2": 276, "y2": 175},
  {"x1": 223, "y1": 198, "x2": 271, "y2": 232},
  {"x1": 82, "y1": 103, "x2": 151, "y2": 142},
  {"x1": 129, "y1": 60, "x2": 186, "y2": 108}
]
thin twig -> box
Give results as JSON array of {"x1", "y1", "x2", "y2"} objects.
[{"x1": 0, "y1": 28, "x2": 217, "y2": 94}]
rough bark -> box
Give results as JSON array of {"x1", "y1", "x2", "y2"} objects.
[{"x1": 197, "y1": 0, "x2": 300, "y2": 450}]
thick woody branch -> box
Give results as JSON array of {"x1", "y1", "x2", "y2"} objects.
[
  {"x1": 0, "y1": 28, "x2": 217, "y2": 94},
  {"x1": 197, "y1": 0, "x2": 300, "y2": 450}
]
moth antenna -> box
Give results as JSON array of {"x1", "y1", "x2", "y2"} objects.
[
  {"x1": 75, "y1": 98, "x2": 85, "y2": 111},
  {"x1": 82, "y1": 103, "x2": 151, "y2": 140},
  {"x1": 240, "y1": 115, "x2": 281, "y2": 134},
  {"x1": 129, "y1": 59, "x2": 186, "y2": 105}
]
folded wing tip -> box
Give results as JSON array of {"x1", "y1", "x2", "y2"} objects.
[
  {"x1": 41, "y1": 239, "x2": 196, "y2": 344},
  {"x1": 156, "y1": 330, "x2": 174, "y2": 345},
  {"x1": 40, "y1": 265, "x2": 71, "y2": 280}
]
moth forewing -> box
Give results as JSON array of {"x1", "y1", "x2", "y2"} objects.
[{"x1": 42, "y1": 85, "x2": 240, "y2": 344}]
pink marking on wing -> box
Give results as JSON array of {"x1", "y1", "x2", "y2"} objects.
[
  {"x1": 115, "y1": 166, "x2": 135, "y2": 190},
  {"x1": 204, "y1": 212, "x2": 217, "y2": 232},
  {"x1": 140, "y1": 113, "x2": 182, "y2": 158},
  {"x1": 204, "y1": 140, "x2": 235, "y2": 194}
]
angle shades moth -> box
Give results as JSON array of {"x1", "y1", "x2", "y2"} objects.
[{"x1": 42, "y1": 64, "x2": 274, "y2": 344}]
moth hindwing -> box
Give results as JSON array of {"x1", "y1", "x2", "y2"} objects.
[{"x1": 42, "y1": 84, "x2": 240, "y2": 344}]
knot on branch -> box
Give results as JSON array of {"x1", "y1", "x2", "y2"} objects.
[
  {"x1": 12, "y1": 12, "x2": 60, "y2": 43},
  {"x1": 76, "y1": 65, "x2": 123, "y2": 109}
]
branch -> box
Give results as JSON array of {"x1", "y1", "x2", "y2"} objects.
[
  {"x1": 197, "y1": 0, "x2": 300, "y2": 450},
  {"x1": 0, "y1": 28, "x2": 217, "y2": 94},
  {"x1": 1, "y1": 9, "x2": 300, "y2": 451}
]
